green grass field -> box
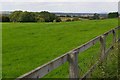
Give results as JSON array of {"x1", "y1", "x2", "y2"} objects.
[
  {"x1": 91, "y1": 43, "x2": 119, "y2": 78},
  {"x1": 2, "y1": 19, "x2": 118, "y2": 78}
]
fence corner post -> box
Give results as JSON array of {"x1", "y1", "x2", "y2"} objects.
[{"x1": 68, "y1": 51, "x2": 79, "y2": 79}]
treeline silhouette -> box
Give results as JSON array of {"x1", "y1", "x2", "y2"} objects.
[{"x1": 0, "y1": 11, "x2": 119, "y2": 22}]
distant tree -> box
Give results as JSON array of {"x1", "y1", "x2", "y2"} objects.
[
  {"x1": 35, "y1": 12, "x2": 42, "y2": 22},
  {"x1": 9, "y1": 11, "x2": 23, "y2": 22},
  {"x1": 36, "y1": 17, "x2": 45, "y2": 22},
  {"x1": 80, "y1": 16, "x2": 89, "y2": 19},
  {"x1": 66, "y1": 15, "x2": 71, "y2": 17},
  {"x1": 92, "y1": 13, "x2": 100, "y2": 20},
  {"x1": 0, "y1": 16, "x2": 10, "y2": 22},
  {"x1": 55, "y1": 17, "x2": 61, "y2": 22},
  {"x1": 39, "y1": 11, "x2": 56, "y2": 22},
  {"x1": 0, "y1": 16, "x2": 2, "y2": 22},
  {"x1": 19, "y1": 11, "x2": 36, "y2": 22},
  {"x1": 59, "y1": 15, "x2": 66, "y2": 17},
  {"x1": 0, "y1": 16, "x2": 1, "y2": 22},
  {"x1": 73, "y1": 15, "x2": 77, "y2": 17},
  {"x1": 108, "y1": 12, "x2": 118, "y2": 18}
]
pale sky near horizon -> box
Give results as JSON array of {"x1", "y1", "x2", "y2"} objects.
[
  {"x1": 0, "y1": 0, "x2": 119, "y2": 13},
  {"x1": 0, "y1": 0, "x2": 119, "y2": 2}
]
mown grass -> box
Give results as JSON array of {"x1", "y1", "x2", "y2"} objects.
[
  {"x1": 2, "y1": 19, "x2": 118, "y2": 78},
  {"x1": 45, "y1": 33, "x2": 118, "y2": 78}
]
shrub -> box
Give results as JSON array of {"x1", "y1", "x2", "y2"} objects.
[
  {"x1": 65, "y1": 19, "x2": 72, "y2": 22},
  {"x1": 0, "y1": 16, "x2": 10, "y2": 22},
  {"x1": 37, "y1": 18, "x2": 45, "y2": 22},
  {"x1": 72, "y1": 17, "x2": 80, "y2": 21},
  {"x1": 55, "y1": 17, "x2": 61, "y2": 22}
]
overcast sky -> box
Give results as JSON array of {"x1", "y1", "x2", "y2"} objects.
[
  {"x1": 0, "y1": 0, "x2": 119, "y2": 2},
  {"x1": 0, "y1": 0, "x2": 119, "y2": 13}
]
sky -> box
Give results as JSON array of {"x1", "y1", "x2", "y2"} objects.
[
  {"x1": 0, "y1": 0, "x2": 119, "y2": 13},
  {"x1": 0, "y1": 0, "x2": 119, "y2": 2}
]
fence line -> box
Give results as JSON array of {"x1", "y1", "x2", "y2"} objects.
[{"x1": 16, "y1": 26, "x2": 120, "y2": 80}]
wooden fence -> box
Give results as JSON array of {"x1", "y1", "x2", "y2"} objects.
[{"x1": 16, "y1": 26, "x2": 120, "y2": 80}]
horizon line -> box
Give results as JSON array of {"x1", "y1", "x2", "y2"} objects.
[{"x1": 0, "y1": 10, "x2": 118, "y2": 14}]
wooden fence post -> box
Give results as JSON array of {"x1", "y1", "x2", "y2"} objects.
[
  {"x1": 68, "y1": 51, "x2": 79, "y2": 79},
  {"x1": 100, "y1": 36, "x2": 106, "y2": 62},
  {"x1": 112, "y1": 29, "x2": 116, "y2": 45}
]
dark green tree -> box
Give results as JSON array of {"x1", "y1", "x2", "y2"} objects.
[
  {"x1": 19, "y1": 11, "x2": 36, "y2": 22},
  {"x1": 39, "y1": 11, "x2": 56, "y2": 22},
  {"x1": 108, "y1": 12, "x2": 118, "y2": 18},
  {"x1": 92, "y1": 13, "x2": 100, "y2": 20},
  {"x1": 2, "y1": 16, "x2": 10, "y2": 22},
  {"x1": 0, "y1": 16, "x2": 10, "y2": 22},
  {"x1": 9, "y1": 11, "x2": 23, "y2": 22},
  {"x1": 55, "y1": 16, "x2": 61, "y2": 22}
]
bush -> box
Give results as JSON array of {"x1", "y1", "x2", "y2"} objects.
[
  {"x1": 72, "y1": 17, "x2": 80, "y2": 21},
  {"x1": 36, "y1": 18, "x2": 45, "y2": 22},
  {"x1": 55, "y1": 17, "x2": 61, "y2": 22},
  {"x1": 0, "y1": 16, "x2": 10, "y2": 22},
  {"x1": 65, "y1": 19, "x2": 72, "y2": 22}
]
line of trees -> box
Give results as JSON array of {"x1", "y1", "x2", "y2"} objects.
[
  {"x1": 0, "y1": 11, "x2": 119, "y2": 22},
  {"x1": 0, "y1": 11, "x2": 61, "y2": 22},
  {"x1": 108, "y1": 12, "x2": 119, "y2": 18},
  {"x1": 9, "y1": 11, "x2": 36, "y2": 22}
]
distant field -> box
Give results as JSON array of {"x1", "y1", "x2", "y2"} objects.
[
  {"x1": 2, "y1": 19, "x2": 118, "y2": 78},
  {"x1": 60, "y1": 17, "x2": 73, "y2": 21}
]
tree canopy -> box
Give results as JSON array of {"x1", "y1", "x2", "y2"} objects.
[
  {"x1": 0, "y1": 16, "x2": 10, "y2": 22},
  {"x1": 9, "y1": 11, "x2": 59, "y2": 22},
  {"x1": 19, "y1": 11, "x2": 36, "y2": 22},
  {"x1": 9, "y1": 11, "x2": 23, "y2": 22},
  {"x1": 108, "y1": 12, "x2": 118, "y2": 18}
]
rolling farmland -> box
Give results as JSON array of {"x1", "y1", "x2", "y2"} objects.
[{"x1": 2, "y1": 18, "x2": 118, "y2": 78}]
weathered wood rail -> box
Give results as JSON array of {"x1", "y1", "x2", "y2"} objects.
[{"x1": 16, "y1": 26, "x2": 120, "y2": 80}]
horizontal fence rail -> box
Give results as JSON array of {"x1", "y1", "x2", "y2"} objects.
[{"x1": 16, "y1": 26, "x2": 120, "y2": 80}]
